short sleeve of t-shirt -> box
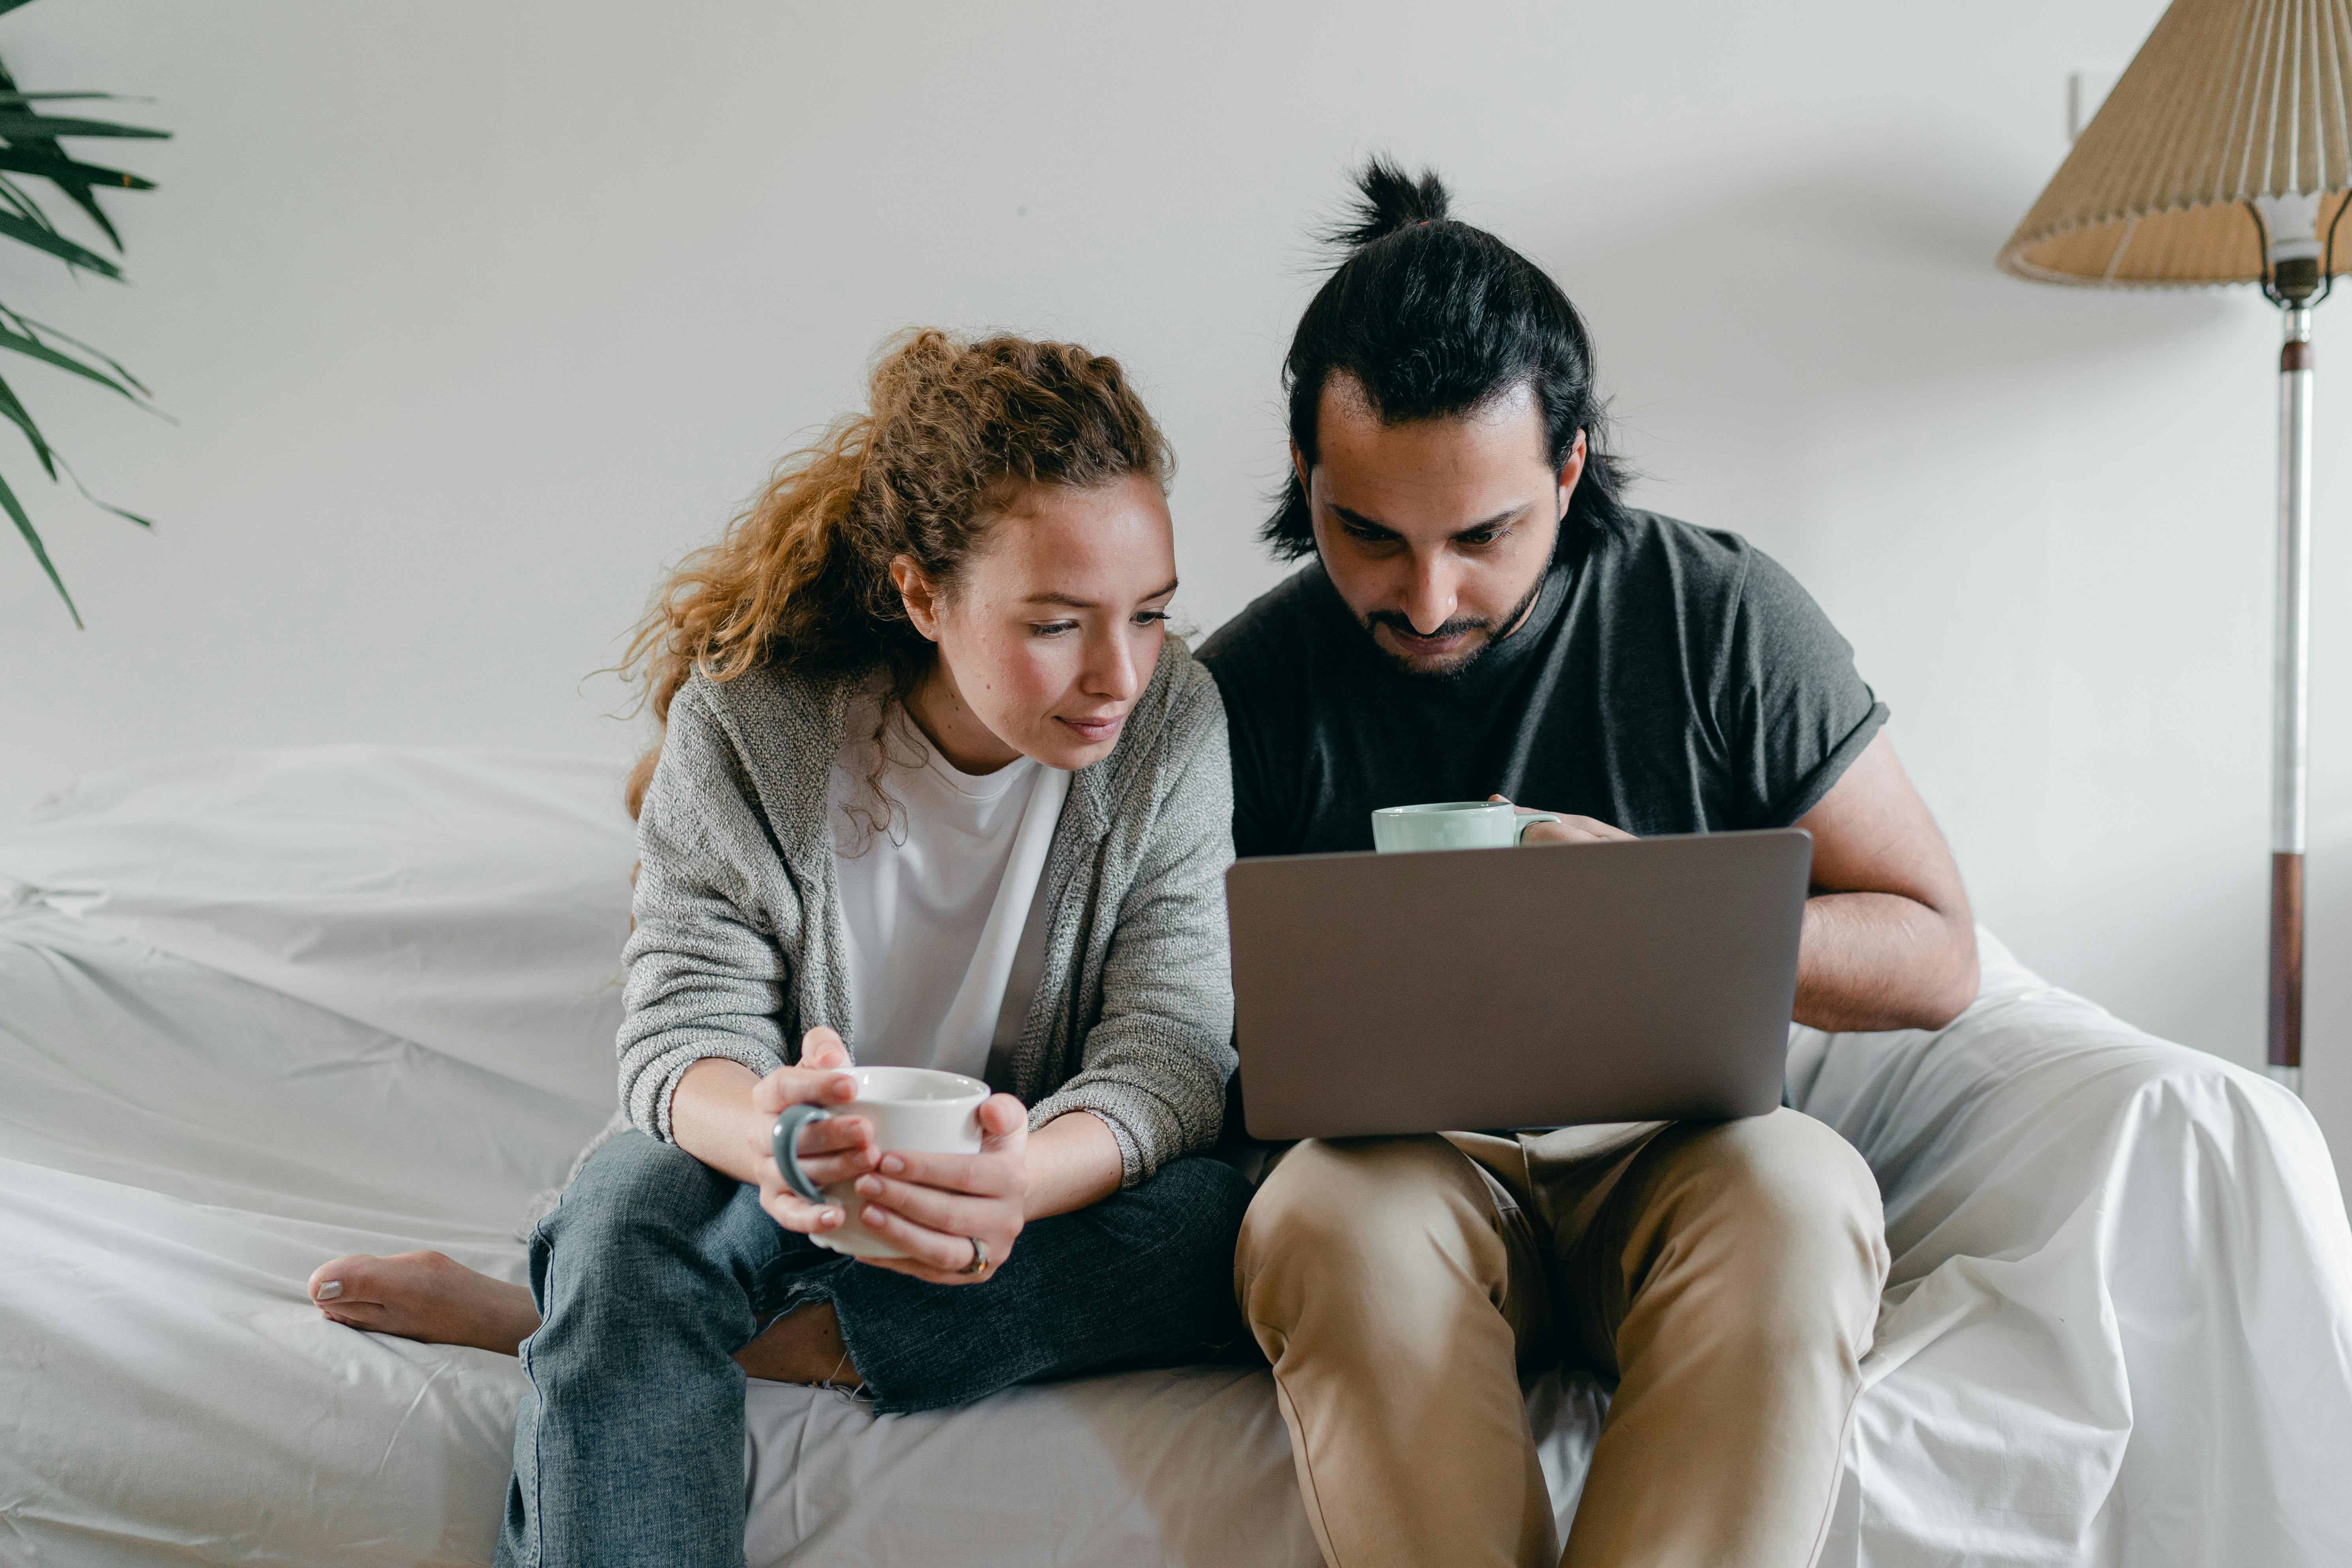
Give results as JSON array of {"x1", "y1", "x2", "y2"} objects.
[{"x1": 1724, "y1": 545, "x2": 1887, "y2": 827}]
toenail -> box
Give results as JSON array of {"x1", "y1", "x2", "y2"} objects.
[{"x1": 316, "y1": 1281, "x2": 344, "y2": 1300}]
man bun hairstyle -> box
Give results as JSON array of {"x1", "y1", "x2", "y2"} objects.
[
  {"x1": 1321, "y1": 159, "x2": 1451, "y2": 246},
  {"x1": 1264, "y1": 155, "x2": 1629, "y2": 560}
]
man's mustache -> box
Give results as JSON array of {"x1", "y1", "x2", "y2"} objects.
[{"x1": 1365, "y1": 610, "x2": 1490, "y2": 641}]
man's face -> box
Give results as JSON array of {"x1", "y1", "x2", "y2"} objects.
[{"x1": 1300, "y1": 375, "x2": 1582, "y2": 676}]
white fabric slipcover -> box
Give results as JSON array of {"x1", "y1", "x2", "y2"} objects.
[{"x1": 1, "y1": 747, "x2": 2345, "y2": 1566}]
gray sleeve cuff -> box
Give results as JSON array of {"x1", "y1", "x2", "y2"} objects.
[
  {"x1": 1028, "y1": 1075, "x2": 1198, "y2": 1187},
  {"x1": 635, "y1": 1037, "x2": 789, "y2": 1144}
]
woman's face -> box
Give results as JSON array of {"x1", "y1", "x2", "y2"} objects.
[{"x1": 896, "y1": 472, "x2": 1178, "y2": 774}]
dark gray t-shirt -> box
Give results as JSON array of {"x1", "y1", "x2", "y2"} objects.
[{"x1": 1197, "y1": 510, "x2": 1887, "y2": 859}]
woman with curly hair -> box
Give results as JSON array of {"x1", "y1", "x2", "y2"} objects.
[{"x1": 306, "y1": 329, "x2": 1251, "y2": 1565}]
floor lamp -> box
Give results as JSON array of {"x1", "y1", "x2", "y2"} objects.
[{"x1": 1999, "y1": 0, "x2": 2352, "y2": 1098}]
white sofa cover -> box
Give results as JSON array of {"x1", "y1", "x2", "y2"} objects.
[{"x1": 1, "y1": 747, "x2": 2345, "y2": 1567}]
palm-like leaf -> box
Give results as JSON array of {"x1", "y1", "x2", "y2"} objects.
[
  {"x1": 0, "y1": 209, "x2": 118, "y2": 275},
  {"x1": 0, "y1": 322, "x2": 143, "y2": 397},
  {"x1": 0, "y1": 462, "x2": 74, "y2": 623},
  {"x1": 0, "y1": 113, "x2": 160, "y2": 139},
  {"x1": 0, "y1": 368, "x2": 58, "y2": 477},
  {"x1": 11, "y1": 309, "x2": 151, "y2": 395},
  {"x1": 0, "y1": 11, "x2": 165, "y2": 624},
  {"x1": 0, "y1": 149, "x2": 155, "y2": 191}
]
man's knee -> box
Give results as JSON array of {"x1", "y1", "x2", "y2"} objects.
[
  {"x1": 1238, "y1": 1135, "x2": 1500, "y2": 1307},
  {"x1": 1644, "y1": 1109, "x2": 1888, "y2": 1341},
  {"x1": 1704, "y1": 1107, "x2": 1880, "y2": 1224}
]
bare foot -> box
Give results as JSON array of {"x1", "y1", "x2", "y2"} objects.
[
  {"x1": 308, "y1": 1253, "x2": 864, "y2": 1391},
  {"x1": 308, "y1": 1251, "x2": 543, "y2": 1354}
]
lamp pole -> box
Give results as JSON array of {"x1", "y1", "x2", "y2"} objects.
[
  {"x1": 1994, "y1": 0, "x2": 2352, "y2": 1102},
  {"x1": 2271, "y1": 293, "x2": 2315, "y2": 1096}
]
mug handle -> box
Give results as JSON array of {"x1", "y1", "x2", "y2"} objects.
[
  {"x1": 1512, "y1": 811, "x2": 1567, "y2": 845},
  {"x1": 770, "y1": 1103, "x2": 835, "y2": 1203}
]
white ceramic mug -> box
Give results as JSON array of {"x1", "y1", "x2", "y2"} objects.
[
  {"x1": 770, "y1": 1065, "x2": 989, "y2": 1258},
  {"x1": 1371, "y1": 799, "x2": 1566, "y2": 852}
]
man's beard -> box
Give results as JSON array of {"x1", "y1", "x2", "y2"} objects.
[{"x1": 1361, "y1": 568, "x2": 1548, "y2": 679}]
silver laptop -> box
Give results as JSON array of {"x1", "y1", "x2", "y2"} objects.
[{"x1": 1226, "y1": 829, "x2": 1811, "y2": 1140}]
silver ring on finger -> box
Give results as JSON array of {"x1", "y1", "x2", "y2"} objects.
[{"x1": 961, "y1": 1236, "x2": 988, "y2": 1276}]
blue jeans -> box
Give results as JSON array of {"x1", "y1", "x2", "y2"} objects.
[{"x1": 494, "y1": 1130, "x2": 1253, "y2": 1567}]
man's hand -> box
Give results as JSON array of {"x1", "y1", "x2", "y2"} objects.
[
  {"x1": 1490, "y1": 742, "x2": 1977, "y2": 1033},
  {"x1": 841, "y1": 1094, "x2": 1030, "y2": 1285},
  {"x1": 736, "y1": 1027, "x2": 880, "y2": 1239},
  {"x1": 1489, "y1": 794, "x2": 1636, "y2": 846}
]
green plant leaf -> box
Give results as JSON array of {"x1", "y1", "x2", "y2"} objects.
[
  {"x1": 0, "y1": 172, "x2": 49, "y2": 226},
  {"x1": 0, "y1": 43, "x2": 162, "y2": 624},
  {"x1": 0, "y1": 366, "x2": 60, "y2": 477},
  {"x1": 7, "y1": 312, "x2": 148, "y2": 396},
  {"x1": 0, "y1": 464, "x2": 81, "y2": 627},
  {"x1": 0, "y1": 148, "x2": 151, "y2": 189},
  {"x1": 0, "y1": 368, "x2": 155, "y2": 535},
  {"x1": 0, "y1": 57, "x2": 136, "y2": 247},
  {"x1": 0, "y1": 209, "x2": 117, "y2": 275},
  {"x1": 47, "y1": 183, "x2": 109, "y2": 246},
  {"x1": 64, "y1": 468, "x2": 148, "y2": 528},
  {"x1": 0, "y1": 324, "x2": 140, "y2": 399},
  {"x1": 0, "y1": 0, "x2": 40, "y2": 17},
  {"x1": 41, "y1": 175, "x2": 110, "y2": 248},
  {"x1": 13, "y1": 149, "x2": 115, "y2": 246},
  {"x1": 0, "y1": 113, "x2": 167, "y2": 140},
  {"x1": 0, "y1": 92, "x2": 150, "y2": 105}
]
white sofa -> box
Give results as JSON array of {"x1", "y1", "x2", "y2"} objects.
[{"x1": 2, "y1": 747, "x2": 2346, "y2": 1567}]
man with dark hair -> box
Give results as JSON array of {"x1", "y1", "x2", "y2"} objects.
[{"x1": 1197, "y1": 161, "x2": 1978, "y2": 1568}]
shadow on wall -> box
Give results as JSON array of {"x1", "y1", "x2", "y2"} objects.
[{"x1": 1513, "y1": 147, "x2": 2231, "y2": 521}]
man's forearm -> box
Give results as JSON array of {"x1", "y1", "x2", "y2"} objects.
[{"x1": 1794, "y1": 890, "x2": 1978, "y2": 1034}]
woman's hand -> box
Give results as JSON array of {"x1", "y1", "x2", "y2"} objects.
[
  {"x1": 845, "y1": 1094, "x2": 1030, "y2": 1285},
  {"x1": 738, "y1": 1027, "x2": 882, "y2": 1238}
]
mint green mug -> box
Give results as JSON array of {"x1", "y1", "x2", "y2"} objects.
[{"x1": 1370, "y1": 800, "x2": 1566, "y2": 852}]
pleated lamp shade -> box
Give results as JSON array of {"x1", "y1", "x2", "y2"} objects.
[{"x1": 1998, "y1": 0, "x2": 2352, "y2": 287}]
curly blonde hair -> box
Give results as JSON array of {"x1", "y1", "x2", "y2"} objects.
[{"x1": 620, "y1": 329, "x2": 1172, "y2": 819}]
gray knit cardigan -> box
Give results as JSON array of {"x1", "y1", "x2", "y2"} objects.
[{"x1": 611, "y1": 636, "x2": 1236, "y2": 1187}]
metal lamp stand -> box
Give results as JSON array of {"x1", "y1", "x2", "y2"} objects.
[{"x1": 2268, "y1": 268, "x2": 2320, "y2": 1098}]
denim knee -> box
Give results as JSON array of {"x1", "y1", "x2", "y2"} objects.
[
  {"x1": 532, "y1": 1130, "x2": 745, "y2": 1315},
  {"x1": 1077, "y1": 1154, "x2": 1251, "y2": 1264},
  {"x1": 1155, "y1": 1155, "x2": 1255, "y2": 1256},
  {"x1": 551, "y1": 1130, "x2": 727, "y2": 1236}
]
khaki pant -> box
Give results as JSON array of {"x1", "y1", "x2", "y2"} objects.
[{"x1": 1235, "y1": 1109, "x2": 1889, "y2": 1568}]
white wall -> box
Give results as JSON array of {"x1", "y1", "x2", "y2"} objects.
[{"x1": 4, "y1": 1, "x2": 2346, "y2": 1197}]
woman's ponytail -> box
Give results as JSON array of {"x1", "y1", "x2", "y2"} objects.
[
  {"x1": 619, "y1": 328, "x2": 1169, "y2": 820},
  {"x1": 619, "y1": 412, "x2": 873, "y2": 819}
]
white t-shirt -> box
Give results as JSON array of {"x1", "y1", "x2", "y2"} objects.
[{"x1": 828, "y1": 690, "x2": 1070, "y2": 1079}]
